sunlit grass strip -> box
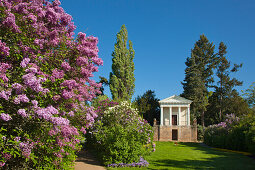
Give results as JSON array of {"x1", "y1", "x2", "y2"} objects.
[{"x1": 213, "y1": 148, "x2": 252, "y2": 156}]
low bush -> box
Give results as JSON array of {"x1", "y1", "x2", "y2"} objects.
[
  {"x1": 87, "y1": 101, "x2": 154, "y2": 166},
  {"x1": 197, "y1": 124, "x2": 204, "y2": 141},
  {"x1": 204, "y1": 113, "x2": 255, "y2": 154}
]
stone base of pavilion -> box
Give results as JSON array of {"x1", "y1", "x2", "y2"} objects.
[{"x1": 153, "y1": 125, "x2": 197, "y2": 142}]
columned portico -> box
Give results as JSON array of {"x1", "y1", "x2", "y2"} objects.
[
  {"x1": 159, "y1": 95, "x2": 192, "y2": 126},
  {"x1": 187, "y1": 107, "x2": 190, "y2": 126},
  {"x1": 169, "y1": 107, "x2": 172, "y2": 125},
  {"x1": 153, "y1": 95, "x2": 197, "y2": 142},
  {"x1": 160, "y1": 107, "x2": 163, "y2": 125}
]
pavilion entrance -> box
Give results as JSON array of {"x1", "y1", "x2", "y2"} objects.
[{"x1": 172, "y1": 129, "x2": 178, "y2": 140}]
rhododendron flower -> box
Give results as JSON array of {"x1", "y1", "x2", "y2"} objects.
[
  {"x1": 80, "y1": 127, "x2": 86, "y2": 134},
  {"x1": 61, "y1": 61, "x2": 71, "y2": 71},
  {"x1": 53, "y1": 95, "x2": 61, "y2": 101},
  {"x1": 17, "y1": 109, "x2": 28, "y2": 118},
  {"x1": 14, "y1": 94, "x2": 29, "y2": 104},
  {"x1": 68, "y1": 111, "x2": 74, "y2": 117},
  {"x1": 50, "y1": 117, "x2": 69, "y2": 125},
  {"x1": 14, "y1": 137, "x2": 21, "y2": 142},
  {"x1": 12, "y1": 83, "x2": 23, "y2": 94},
  {"x1": 0, "y1": 113, "x2": 12, "y2": 121},
  {"x1": 31, "y1": 100, "x2": 38, "y2": 108},
  {"x1": 0, "y1": 40, "x2": 10, "y2": 56},
  {"x1": 20, "y1": 58, "x2": 30, "y2": 68},
  {"x1": 0, "y1": 162, "x2": 5, "y2": 167},
  {"x1": 0, "y1": 90, "x2": 10, "y2": 100},
  {"x1": 19, "y1": 141, "x2": 33, "y2": 158}
]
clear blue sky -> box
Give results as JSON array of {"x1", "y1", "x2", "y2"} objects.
[{"x1": 61, "y1": 0, "x2": 255, "y2": 100}]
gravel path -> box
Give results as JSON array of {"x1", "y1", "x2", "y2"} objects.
[{"x1": 74, "y1": 150, "x2": 106, "y2": 170}]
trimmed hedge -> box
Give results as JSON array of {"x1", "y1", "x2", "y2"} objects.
[{"x1": 204, "y1": 114, "x2": 255, "y2": 155}]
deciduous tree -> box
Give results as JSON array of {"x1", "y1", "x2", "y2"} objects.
[
  {"x1": 133, "y1": 90, "x2": 160, "y2": 126},
  {"x1": 109, "y1": 25, "x2": 135, "y2": 101}
]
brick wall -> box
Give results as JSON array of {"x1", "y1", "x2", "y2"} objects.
[{"x1": 153, "y1": 125, "x2": 197, "y2": 142}]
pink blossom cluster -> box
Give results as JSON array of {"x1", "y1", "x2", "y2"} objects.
[
  {"x1": 13, "y1": 94, "x2": 30, "y2": 104},
  {"x1": 0, "y1": 113, "x2": 12, "y2": 121},
  {"x1": 0, "y1": 40, "x2": 10, "y2": 56},
  {"x1": 0, "y1": 62, "x2": 11, "y2": 84},
  {"x1": 17, "y1": 109, "x2": 28, "y2": 118},
  {"x1": 48, "y1": 125, "x2": 81, "y2": 158},
  {"x1": 0, "y1": 90, "x2": 12, "y2": 100},
  {"x1": 19, "y1": 141, "x2": 34, "y2": 158},
  {"x1": 0, "y1": 0, "x2": 103, "y2": 168}
]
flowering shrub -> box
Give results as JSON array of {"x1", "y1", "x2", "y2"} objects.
[
  {"x1": 107, "y1": 157, "x2": 149, "y2": 168},
  {"x1": 204, "y1": 114, "x2": 255, "y2": 154},
  {"x1": 92, "y1": 95, "x2": 118, "y2": 117},
  {"x1": 0, "y1": 0, "x2": 102, "y2": 169},
  {"x1": 87, "y1": 101, "x2": 154, "y2": 166}
]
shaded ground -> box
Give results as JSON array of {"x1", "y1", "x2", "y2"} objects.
[{"x1": 75, "y1": 150, "x2": 106, "y2": 170}]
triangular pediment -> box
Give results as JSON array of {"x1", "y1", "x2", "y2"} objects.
[{"x1": 159, "y1": 95, "x2": 192, "y2": 104}]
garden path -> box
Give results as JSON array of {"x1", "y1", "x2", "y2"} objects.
[{"x1": 74, "y1": 150, "x2": 106, "y2": 170}]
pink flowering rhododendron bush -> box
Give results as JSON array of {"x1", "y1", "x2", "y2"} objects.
[{"x1": 0, "y1": 0, "x2": 102, "y2": 169}]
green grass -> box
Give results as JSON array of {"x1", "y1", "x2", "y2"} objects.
[{"x1": 108, "y1": 142, "x2": 255, "y2": 170}]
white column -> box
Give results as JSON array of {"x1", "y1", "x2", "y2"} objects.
[
  {"x1": 178, "y1": 107, "x2": 181, "y2": 126},
  {"x1": 160, "y1": 107, "x2": 163, "y2": 125},
  {"x1": 169, "y1": 106, "x2": 172, "y2": 126},
  {"x1": 187, "y1": 107, "x2": 190, "y2": 125}
]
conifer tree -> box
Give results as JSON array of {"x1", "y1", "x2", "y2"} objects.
[
  {"x1": 206, "y1": 42, "x2": 243, "y2": 124},
  {"x1": 243, "y1": 82, "x2": 255, "y2": 108},
  {"x1": 182, "y1": 34, "x2": 215, "y2": 127},
  {"x1": 109, "y1": 25, "x2": 135, "y2": 101}
]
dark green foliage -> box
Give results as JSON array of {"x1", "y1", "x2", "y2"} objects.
[
  {"x1": 205, "y1": 42, "x2": 243, "y2": 125},
  {"x1": 109, "y1": 25, "x2": 135, "y2": 101},
  {"x1": 243, "y1": 82, "x2": 255, "y2": 109},
  {"x1": 204, "y1": 113, "x2": 255, "y2": 155},
  {"x1": 206, "y1": 90, "x2": 250, "y2": 125},
  {"x1": 197, "y1": 124, "x2": 204, "y2": 141},
  {"x1": 133, "y1": 90, "x2": 160, "y2": 126},
  {"x1": 98, "y1": 76, "x2": 109, "y2": 95},
  {"x1": 182, "y1": 34, "x2": 216, "y2": 127}
]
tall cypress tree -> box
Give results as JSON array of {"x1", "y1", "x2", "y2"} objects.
[
  {"x1": 182, "y1": 34, "x2": 215, "y2": 127},
  {"x1": 109, "y1": 25, "x2": 135, "y2": 101}
]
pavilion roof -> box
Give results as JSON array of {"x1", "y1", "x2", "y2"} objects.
[{"x1": 159, "y1": 95, "x2": 192, "y2": 104}]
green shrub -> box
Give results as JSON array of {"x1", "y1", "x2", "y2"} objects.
[
  {"x1": 197, "y1": 124, "x2": 204, "y2": 141},
  {"x1": 204, "y1": 113, "x2": 255, "y2": 155},
  {"x1": 87, "y1": 101, "x2": 154, "y2": 165}
]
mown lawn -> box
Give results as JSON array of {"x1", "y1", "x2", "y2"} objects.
[{"x1": 108, "y1": 142, "x2": 255, "y2": 170}]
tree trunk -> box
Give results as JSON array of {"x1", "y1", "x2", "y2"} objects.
[{"x1": 201, "y1": 110, "x2": 205, "y2": 127}]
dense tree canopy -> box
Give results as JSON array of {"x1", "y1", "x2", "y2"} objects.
[
  {"x1": 109, "y1": 25, "x2": 135, "y2": 101},
  {"x1": 182, "y1": 35, "x2": 247, "y2": 127},
  {"x1": 182, "y1": 34, "x2": 215, "y2": 127},
  {"x1": 243, "y1": 82, "x2": 255, "y2": 109},
  {"x1": 205, "y1": 42, "x2": 243, "y2": 124},
  {"x1": 133, "y1": 90, "x2": 160, "y2": 126}
]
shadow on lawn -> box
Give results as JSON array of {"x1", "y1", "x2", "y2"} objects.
[
  {"x1": 75, "y1": 150, "x2": 104, "y2": 166},
  {"x1": 147, "y1": 142, "x2": 255, "y2": 170}
]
